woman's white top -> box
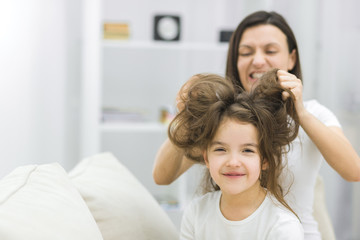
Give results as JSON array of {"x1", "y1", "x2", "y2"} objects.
[
  {"x1": 281, "y1": 99, "x2": 341, "y2": 240},
  {"x1": 180, "y1": 190, "x2": 304, "y2": 240}
]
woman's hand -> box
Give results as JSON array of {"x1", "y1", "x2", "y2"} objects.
[
  {"x1": 277, "y1": 70, "x2": 306, "y2": 118},
  {"x1": 176, "y1": 85, "x2": 187, "y2": 113},
  {"x1": 277, "y1": 69, "x2": 360, "y2": 181}
]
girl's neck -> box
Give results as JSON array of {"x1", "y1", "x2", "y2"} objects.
[{"x1": 219, "y1": 185, "x2": 267, "y2": 221}]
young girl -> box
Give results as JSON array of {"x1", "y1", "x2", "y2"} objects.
[{"x1": 168, "y1": 69, "x2": 304, "y2": 239}]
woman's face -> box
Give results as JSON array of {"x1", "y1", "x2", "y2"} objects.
[
  {"x1": 237, "y1": 24, "x2": 296, "y2": 92},
  {"x1": 204, "y1": 118, "x2": 266, "y2": 197}
]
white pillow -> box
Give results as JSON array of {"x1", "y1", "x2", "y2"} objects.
[
  {"x1": 68, "y1": 152, "x2": 179, "y2": 240},
  {"x1": 0, "y1": 163, "x2": 103, "y2": 240}
]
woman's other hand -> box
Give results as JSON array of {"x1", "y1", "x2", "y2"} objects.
[{"x1": 176, "y1": 75, "x2": 201, "y2": 112}]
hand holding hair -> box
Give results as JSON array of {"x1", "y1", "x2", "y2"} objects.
[{"x1": 277, "y1": 69, "x2": 306, "y2": 117}]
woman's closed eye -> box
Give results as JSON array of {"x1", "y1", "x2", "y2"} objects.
[
  {"x1": 239, "y1": 52, "x2": 252, "y2": 57},
  {"x1": 266, "y1": 50, "x2": 277, "y2": 55},
  {"x1": 265, "y1": 45, "x2": 280, "y2": 55},
  {"x1": 239, "y1": 46, "x2": 253, "y2": 57}
]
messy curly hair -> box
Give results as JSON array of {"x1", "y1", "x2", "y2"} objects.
[{"x1": 168, "y1": 69, "x2": 299, "y2": 218}]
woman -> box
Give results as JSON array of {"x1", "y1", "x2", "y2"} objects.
[{"x1": 153, "y1": 11, "x2": 360, "y2": 239}]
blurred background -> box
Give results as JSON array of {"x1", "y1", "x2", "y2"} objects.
[{"x1": 0, "y1": 0, "x2": 359, "y2": 239}]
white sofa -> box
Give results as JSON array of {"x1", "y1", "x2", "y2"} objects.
[
  {"x1": 0, "y1": 152, "x2": 336, "y2": 240},
  {"x1": 0, "y1": 152, "x2": 179, "y2": 240}
]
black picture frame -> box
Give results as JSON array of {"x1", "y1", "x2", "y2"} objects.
[{"x1": 153, "y1": 15, "x2": 181, "y2": 41}]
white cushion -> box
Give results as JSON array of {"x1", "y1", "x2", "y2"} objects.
[
  {"x1": 68, "y1": 152, "x2": 179, "y2": 240},
  {"x1": 0, "y1": 163, "x2": 103, "y2": 240}
]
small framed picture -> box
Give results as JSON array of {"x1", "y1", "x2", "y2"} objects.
[
  {"x1": 219, "y1": 30, "x2": 233, "y2": 43},
  {"x1": 153, "y1": 15, "x2": 181, "y2": 41}
]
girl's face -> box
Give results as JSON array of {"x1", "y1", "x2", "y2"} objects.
[
  {"x1": 204, "y1": 118, "x2": 267, "y2": 197},
  {"x1": 237, "y1": 24, "x2": 296, "y2": 92}
]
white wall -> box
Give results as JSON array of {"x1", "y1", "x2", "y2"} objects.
[
  {"x1": 0, "y1": 0, "x2": 81, "y2": 177},
  {"x1": 317, "y1": 0, "x2": 360, "y2": 239},
  {"x1": 64, "y1": 0, "x2": 83, "y2": 172}
]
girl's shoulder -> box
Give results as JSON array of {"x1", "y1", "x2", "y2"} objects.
[
  {"x1": 185, "y1": 191, "x2": 221, "y2": 214},
  {"x1": 265, "y1": 194, "x2": 304, "y2": 239},
  {"x1": 190, "y1": 190, "x2": 221, "y2": 207},
  {"x1": 265, "y1": 194, "x2": 297, "y2": 218}
]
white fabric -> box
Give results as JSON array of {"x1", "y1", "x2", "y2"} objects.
[
  {"x1": 0, "y1": 163, "x2": 103, "y2": 240},
  {"x1": 313, "y1": 176, "x2": 336, "y2": 240},
  {"x1": 180, "y1": 190, "x2": 304, "y2": 240},
  {"x1": 281, "y1": 99, "x2": 341, "y2": 240},
  {"x1": 68, "y1": 152, "x2": 179, "y2": 240}
]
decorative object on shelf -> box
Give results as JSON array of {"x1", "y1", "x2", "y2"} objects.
[
  {"x1": 153, "y1": 15, "x2": 181, "y2": 41},
  {"x1": 103, "y1": 22, "x2": 129, "y2": 40},
  {"x1": 219, "y1": 30, "x2": 233, "y2": 42},
  {"x1": 159, "y1": 105, "x2": 176, "y2": 125},
  {"x1": 156, "y1": 195, "x2": 179, "y2": 210}
]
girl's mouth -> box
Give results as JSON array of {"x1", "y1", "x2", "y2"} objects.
[{"x1": 223, "y1": 172, "x2": 245, "y2": 178}]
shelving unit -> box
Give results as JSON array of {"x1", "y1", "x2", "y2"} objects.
[
  {"x1": 81, "y1": 0, "x2": 228, "y2": 229},
  {"x1": 103, "y1": 39, "x2": 229, "y2": 51}
]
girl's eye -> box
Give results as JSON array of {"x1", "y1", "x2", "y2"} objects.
[
  {"x1": 243, "y1": 148, "x2": 255, "y2": 153},
  {"x1": 214, "y1": 148, "x2": 225, "y2": 152}
]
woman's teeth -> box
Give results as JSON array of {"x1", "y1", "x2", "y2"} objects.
[{"x1": 251, "y1": 72, "x2": 264, "y2": 79}]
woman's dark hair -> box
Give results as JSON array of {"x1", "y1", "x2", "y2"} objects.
[
  {"x1": 168, "y1": 69, "x2": 300, "y2": 218},
  {"x1": 226, "y1": 11, "x2": 302, "y2": 90}
]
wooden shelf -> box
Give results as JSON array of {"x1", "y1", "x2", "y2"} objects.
[{"x1": 102, "y1": 40, "x2": 229, "y2": 51}]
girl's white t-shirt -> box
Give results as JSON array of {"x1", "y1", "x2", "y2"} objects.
[{"x1": 180, "y1": 190, "x2": 304, "y2": 240}]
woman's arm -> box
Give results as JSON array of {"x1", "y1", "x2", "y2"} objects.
[
  {"x1": 278, "y1": 70, "x2": 360, "y2": 182},
  {"x1": 153, "y1": 76, "x2": 200, "y2": 185},
  {"x1": 298, "y1": 112, "x2": 360, "y2": 181},
  {"x1": 152, "y1": 138, "x2": 194, "y2": 185}
]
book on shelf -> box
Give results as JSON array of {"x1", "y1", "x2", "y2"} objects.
[{"x1": 103, "y1": 22, "x2": 129, "y2": 40}]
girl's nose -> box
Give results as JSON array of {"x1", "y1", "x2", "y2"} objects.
[{"x1": 226, "y1": 154, "x2": 242, "y2": 167}]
